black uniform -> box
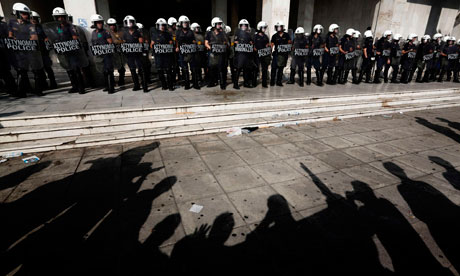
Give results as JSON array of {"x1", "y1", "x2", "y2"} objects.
[
  {"x1": 35, "y1": 23, "x2": 57, "y2": 90},
  {"x1": 233, "y1": 28, "x2": 254, "y2": 89},
  {"x1": 194, "y1": 31, "x2": 208, "y2": 84},
  {"x1": 389, "y1": 40, "x2": 402, "y2": 83},
  {"x1": 308, "y1": 33, "x2": 324, "y2": 85},
  {"x1": 411, "y1": 40, "x2": 426, "y2": 82},
  {"x1": 374, "y1": 37, "x2": 391, "y2": 83},
  {"x1": 253, "y1": 31, "x2": 271, "y2": 87},
  {"x1": 339, "y1": 35, "x2": 356, "y2": 84},
  {"x1": 438, "y1": 42, "x2": 459, "y2": 82},
  {"x1": 176, "y1": 28, "x2": 199, "y2": 89},
  {"x1": 151, "y1": 29, "x2": 174, "y2": 90},
  {"x1": 421, "y1": 41, "x2": 435, "y2": 82},
  {"x1": 270, "y1": 31, "x2": 291, "y2": 86},
  {"x1": 400, "y1": 41, "x2": 417, "y2": 83},
  {"x1": 8, "y1": 18, "x2": 44, "y2": 96},
  {"x1": 205, "y1": 29, "x2": 229, "y2": 89},
  {"x1": 324, "y1": 33, "x2": 339, "y2": 84},
  {"x1": 108, "y1": 27, "x2": 126, "y2": 86},
  {"x1": 288, "y1": 34, "x2": 308, "y2": 86},
  {"x1": 121, "y1": 27, "x2": 146, "y2": 91},
  {"x1": 358, "y1": 37, "x2": 375, "y2": 83},
  {"x1": 91, "y1": 28, "x2": 115, "y2": 93},
  {"x1": 0, "y1": 19, "x2": 16, "y2": 95}
]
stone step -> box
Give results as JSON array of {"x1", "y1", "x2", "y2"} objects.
[
  {"x1": 1, "y1": 98, "x2": 458, "y2": 155},
  {"x1": 1, "y1": 88, "x2": 458, "y2": 128},
  {"x1": 1, "y1": 93, "x2": 460, "y2": 143}
]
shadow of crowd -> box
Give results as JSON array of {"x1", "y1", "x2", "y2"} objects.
[{"x1": 1, "y1": 116, "x2": 460, "y2": 275}]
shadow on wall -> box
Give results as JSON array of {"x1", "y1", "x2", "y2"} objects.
[
  {"x1": 408, "y1": 0, "x2": 460, "y2": 34},
  {"x1": 1, "y1": 117, "x2": 460, "y2": 274}
]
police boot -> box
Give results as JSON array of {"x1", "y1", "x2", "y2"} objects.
[
  {"x1": 15, "y1": 71, "x2": 28, "y2": 98},
  {"x1": 38, "y1": 69, "x2": 49, "y2": 91},
  {"x1": 207, "y1": 69, "x2": 217, "y2": 87},
  {"x1": 184, "y1": 69, "x2": 191, "y2": 90},
  {"x1": 142, "y1": 71, "x2": 149, "y2": 92},
  {"x1": 287, "y1": 69, "x2": 295, "y2": 84},
  {"x1": 167, "y1": 69, "x2": 175, "y2": 91},
  {"x1": 432, "y1": 69, "x2": 440, "y2": 81},
  {"x1": 415, "y1": 70, "x2": 423, "y2": 83},
  {"x1": 262, "y1": 69, "x2": 268, "y2": 88},
  {"x1": 252, "y1": 70, "x2": 258, "y2": 87},
  {"x1": 453, "y1": 71, "x2": 459, "y2": 83},
  {"x1": 45, "y1": 67, "x2": 57, "y2": 89},
  {"x1": 335, "y1": 69, "x2": 343, "y2": 84},
  {"x1": 82, "y1": 66, "x2": 96, "y2": 88},
  {"x1": 383, "y1": 68, "x2": 389, "y2": 83},
  {"x1": 408, "y1": 70, "x2": 415, "y2": 83},
  {"x1": 158, "y1": 70, "x2": 167, "y2": 90},
  {"x1": 131, "y1": 70, "x2": 141, "y2": 91},
  {"x1": 193, "y1": 70, "x2": 201, "y2": 90},
  {"x1": 422, "y1": 69, "x2": 430, "y2": 83},
  {"x1": 365, "y1": 70, "x2": 371, "y2": 83},
  {"x1": 400, "y1": 70, "x2": 409, "y2": 84},
  {"x1": 352, "y1": 69, "x2": 359, "y2": 84},
  {"x1": 118, "y1": 68, "x2": 126, "y2": 86},
  {"x1": 34, "y1": 71, "x2": 45, "y2": 95},
  {"x1": 306, "y1": 70, "x2": 311, "y2": 85},
  {"x1": 373, "y1": 68, "x2": 381, "y2": 83},
  {"x1": 219, "y1": 71, "x2": 227, "y2": 90},
  {"x1": 446, "y1": 71, "x2": 452, "y2": 82},
  {"x1": 75, "y1": 69, "x2": 85, "y2": 94},
  {"x1": 108, "y1": 72, "x2": 115, "y2": 94},
  {"x1": 340, "y1": 70, "x2": 348, "y2": 84},
  {"x1": 233, "y1": 69, "x2": 241, "y2": 90},
  {"x1": 243, "y1": 70, "x2": 252, "y2": 88},
  {"x1": 270, "y1": 68, "x2": 276, "y2": 86},
  {"x1": 67, "y1": 71, "x2": 78, "y2": 93},
  {"x1": 103, "y1": 72, "x2": 109, "y2": 91},
  {"x1": 276, "y1": 69, "x2": 284, "y2": 86},
  {"x1": 299, "y1": 70, "x2": 304, "y2": 87},
  {"x1": 316, "y1": 71, "x2": 323, "y2": 86},
  {"x1": 437, "y1": 70, "x2": 445, "y2": 82},
  {"x1": 4, "y1": 71, "x2": 17, "y2": 95},
  {"x1": 390, "y1": 71, "x2": 399, "y2": 83}
]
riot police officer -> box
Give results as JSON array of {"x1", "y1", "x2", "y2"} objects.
[
  {"x1": 49, "y1": 7, "x2": 85, "y2": 94},
  {"x1": 191, "y1": 22, "x2": 208, "y2": 85},
  {"x1": 253, "y1": 21, "x2": 271, "y2": 88},
  {"x1": 410, "y1": 35, "x2": 428, "y2": 83},
  {"x1": 0, "y1": 13, "x2": 17, "y2": 95},
  {"x1": 176, "y1": 15, "x2": 199, "y2": 90},
  {"x1": 324, "y1": 24, "x2": 340, "y2": 85},
  {"x1": 352, "y1": 30, "x2": 362, "y2": 84},
  {"x1": 107, "y1": 18, "x2": 126, "y2": 86},
  {"x1": 8, "y1": 3, "x2": 45, "y2": 97},
  {"x1": 389, "y1": 33, "x2": 402, "y2": 83},
  {"x1": 308, "y1": 24, "x2": 324, "y2": 86},
  {"x1": 168, "y1": 17, "x2": 180, "y2": 83},
  {"x1": 151, "y1": 18, "x2": 174, "y2": 91},
  {"x1": 137, "y1": 23, "x2": 153, "y2": 85},
  {"x1": 438, "y1": 35, "x2": 450, "y2": 82},
  {"x1": 421, "y1": 35, "x2": 435, "y2": 83},
  {"x1": 226, "y1": 25, "x2": 237, "y2": 87},
  {"x1": 288, "y1": 27, "x2": 308, "y2": 87},
  {"x1": 31, "y1": 11, "x2": 57, "y2": 90},
  {"x1": 205, "y1": 17, "x2": 229, "y2": 90},
  {"x1": 374, "y1": 30, "x2": 392, "y2": 83},
  {"x1": 338, "y1": 28, "x2": 355, "y2": 84},
  {"x1": 400, "y1": 33, "x2": 417, "y2": 84},
  {"x1": 270, "y1": 21, "x2": 291, "y2": 86},
  {"x1": 233, "y1": 19, "x2": 254, "y2": 89},
  {"x1": 90, "y1": 14, "x2": 115, "y2": 94},
  {"x1": 438, "y1": 36, "x2": 459, "y2": 83},
  {"x1": 121, "y1": 15, "x2": 147, "y2": 92},
  {"x1": 431, "y1": 33, "x2": 443, "y2": 81},
  {"x1": 358, "y1": 30, "x2": 375, "y2": 83}
]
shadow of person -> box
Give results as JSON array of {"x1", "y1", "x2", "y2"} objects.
[
  {"x1": 0, "y1": 142, "x2": 165, "y2": 275},
  {"x1": 0, "y1": 160, "x2": 51, "y2": 192},
  {"x1": 137, "y1": 213, "x2": 181, "y2": 274},
  {"x1": 429, "y1": 156, "x2": 460, "y2": 190},
  {"x1": 437, "y1": 117, "x2": 460, "y2": 132},
  {"x1": 415, "y1": 117, "x2": 460, "y2": 143},
  {"x1": 300, "y1": 163, "x2": 394, "y2": 274},
  {"x1": 348, "y1": 180, "x2": 450, "y2": 275},
  {"x1": 384, "y1": 161, "x2": 460, "y2": 273}
]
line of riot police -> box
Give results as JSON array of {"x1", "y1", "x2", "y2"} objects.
[{"x1": 1, "y1": 4, "x2": 459, "y2": 98}]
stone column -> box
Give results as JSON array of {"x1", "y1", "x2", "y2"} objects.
[
  {"x1": 297, "y1": 0, "x2": 314, "y2": 33},
  {"x1": 212, "y1": 0, "x2": 228, "y2": 24},
  {"x1": 262, "y1": 0, "x2": 291, "y2": 37}
]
